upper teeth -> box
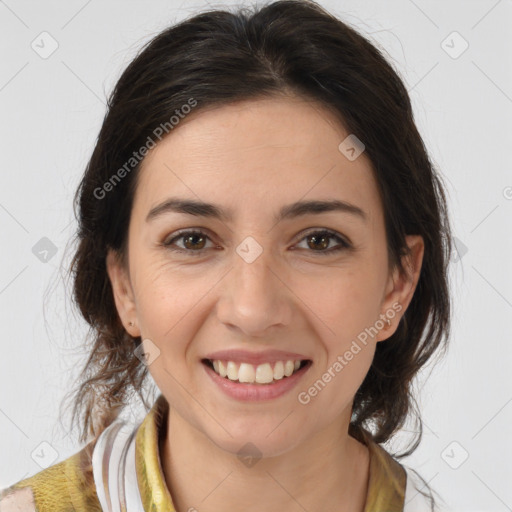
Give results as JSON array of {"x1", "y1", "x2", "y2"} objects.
[{"x1": 211, "y1": 359, "x2": 302, "y2": 384}]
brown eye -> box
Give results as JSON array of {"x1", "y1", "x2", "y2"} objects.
[
  {"x1": 182, "y1": 233, "x2": 207, "y2": 250},
  {"x1": 163, "y1": 230, "x2": 214, "y2": 254},
  {"x1": 295, "y1": 229, "x2": 350, "y2": 254},
  {"x1": 306, "y1": 233, "x2": 330, "y2": 251}
]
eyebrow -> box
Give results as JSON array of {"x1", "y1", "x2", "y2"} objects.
[{"x1": 146, "y1": 198, "x2": 367, "y2": 224}]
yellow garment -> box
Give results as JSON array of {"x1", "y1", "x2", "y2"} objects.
[
  {"x1": 0, "y1": 395, "x2": 407, "y2": 511},
  {"x1": 0, "y1": 436, "x2": 100, "y2": 511}
]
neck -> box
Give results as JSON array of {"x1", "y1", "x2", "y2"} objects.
[{"x1": 160, "y1": 407, "x2": 370, "y2": 512}]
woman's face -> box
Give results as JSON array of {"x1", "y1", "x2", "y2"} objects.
[{"x1": 107, "y1": 95, "x2": 423, "y2": 457}]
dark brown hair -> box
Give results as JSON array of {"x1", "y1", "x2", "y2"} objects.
[{"x1": 61, "y1": 1, "x2": 452, "y2": 506}]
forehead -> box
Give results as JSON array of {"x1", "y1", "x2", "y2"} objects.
[{"x1": 134, "y1": 96, "x2": 382, "y2": 224}]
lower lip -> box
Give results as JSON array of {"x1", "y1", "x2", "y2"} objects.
[{"x1": 202, "y1": 360, "x2": 311, "y2": 401}]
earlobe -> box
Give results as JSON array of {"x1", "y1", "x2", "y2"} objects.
[
  {"x1": 106, "y1": 249, "x2": 140, "y2": 337},
  {"x1": 376, "y1": 235, "x2": 424, "y2": 342}
]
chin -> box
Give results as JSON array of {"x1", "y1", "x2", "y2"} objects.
[
  {"x1": 202, "y1": 418, "x2": 304, "y2": 460},
  {"x1": 212, "y1": 434, "x2": 299, "y2": 461}
]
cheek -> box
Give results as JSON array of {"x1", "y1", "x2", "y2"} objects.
[
  {"x1": 308, "y1": 266, "x2": 382, "y2": 337},
  {"x1": 302, "y1": 265, "x2": 382, "y2": 396},
  {"x1": 298, "y1": 338, "x2": 376, "y2": 422},
  {"x1": 131, "y1": 259, "x2": 206, "y2": 342},
  {"x1": 133, "y1": 270, "x2": 207, "y2": 398},
  {"x1": 304, "y1": 285, "x2": 378, "y2": 413}
]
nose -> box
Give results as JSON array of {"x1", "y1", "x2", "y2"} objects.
[{"x1": 215, "y1": 246, "x2": 293, "y2": 338}]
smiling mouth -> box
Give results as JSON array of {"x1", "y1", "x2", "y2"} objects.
[{"x1": 202, "y1": 358, "x2": 311, "y2": 385}]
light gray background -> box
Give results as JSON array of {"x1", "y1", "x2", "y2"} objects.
[{"x1": 1, "y1": 1, "x2": 511, "y2": 510}]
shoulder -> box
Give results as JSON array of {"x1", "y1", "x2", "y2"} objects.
[
  {"x1": 0, "y1": 439, "x2": 102, "y2": 512},
  {"x1": 366, "y1": 438, "x2": 448, "y2": 512}
]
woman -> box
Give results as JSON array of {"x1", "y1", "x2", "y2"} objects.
[{"x1": 0, "y1": 1, "x2": 452, "y2": 511}]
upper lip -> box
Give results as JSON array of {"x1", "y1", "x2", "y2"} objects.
[{"x1": 203, "y1": 349, "x2": 311, "y2": 365}]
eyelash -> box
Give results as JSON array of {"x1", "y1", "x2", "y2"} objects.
[{"x1": 162, "y1": 228, "x2": 351, "y2": 256}]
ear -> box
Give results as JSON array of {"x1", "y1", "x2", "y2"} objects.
[
  {"x1": 375, "y1": 235, "x2": 424, "y2": 342},
  {"x1": 106, "y1": 249, "x2": 141, "y2": 337}
]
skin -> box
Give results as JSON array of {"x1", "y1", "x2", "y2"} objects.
[{"x1": 107, "y1": 95, "x2": 424, "y2": 512}]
